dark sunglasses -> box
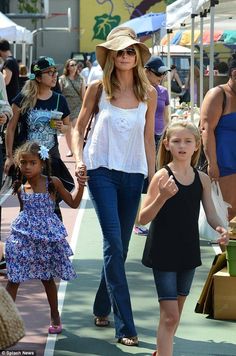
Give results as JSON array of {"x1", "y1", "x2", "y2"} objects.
[
  {"x1": 149, "y1": 68, "x2": 167, "y2": 77},
  {"x1": 69, "y1": 63, "x2": 77, "y2": 67},
  {"x1": 116, "y1": 48, "x2": 136, "y2": 57}
]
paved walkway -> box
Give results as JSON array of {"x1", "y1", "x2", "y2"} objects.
[{"x1": 0, "y1": 136, "x2": 236, "y2": 356}]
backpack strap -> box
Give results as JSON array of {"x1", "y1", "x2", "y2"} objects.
[{"x1": 218, "y1": 85, "x2": 226, "y2": 116}]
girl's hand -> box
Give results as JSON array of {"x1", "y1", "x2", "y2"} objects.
[
  {"x1": 158, "y1": 175, "x2": 179, "y2": 200},
  {"x1": 55, "y1": 119, "x2": 63, "y2": 132},
  {"x1": 216, "y1": 226, "x2": 229, "y2": 246}
]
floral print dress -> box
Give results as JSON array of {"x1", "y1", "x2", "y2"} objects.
[{"x1": 6, "y1": 182, "x2": 77, "y2": 283}]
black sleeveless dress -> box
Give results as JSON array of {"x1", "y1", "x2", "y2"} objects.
[{"x1": 144, "y1": 165, "x2": 203, "y2": 271}]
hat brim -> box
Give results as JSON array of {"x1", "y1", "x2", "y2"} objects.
[
  {"x1": 158, "y1": 65, "x2": 171, "y2": 73},
  {"x1": 96, "y1": 36, "x2": 151, "y2": 69}
]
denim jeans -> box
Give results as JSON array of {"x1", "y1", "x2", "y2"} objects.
[{"x1": 88, "y1": 167, "x2": 144, "y2": 338}]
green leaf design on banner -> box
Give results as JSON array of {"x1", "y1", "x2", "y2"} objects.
[{"x1": 93, "y1": 14, "x2": 121, "y2": 40}]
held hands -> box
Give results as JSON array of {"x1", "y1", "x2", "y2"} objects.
[
  {"x1": 75, "y1": 163, "x2": 88, "y2": 187},
  {"x1": 216, "y1": 226, "x2": 229, "y2": 246},
  {"x1": 158, "y1": 175, "x2": 179, "y2": 200}
]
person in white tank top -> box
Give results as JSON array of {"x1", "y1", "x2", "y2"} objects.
[{"x1": 73, "y1": 27, "x2": 157, "y2": 346}]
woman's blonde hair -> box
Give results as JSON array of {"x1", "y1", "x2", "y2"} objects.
[
  {"x1": 20, "y1": 80, "x2": 40, "y2": 114},
  {"x1": 157, "y1": 119, "x2": 201, "y2": 169},
  {"x1": 102, "y1": 44, "x2": 150, "y2": 102}
]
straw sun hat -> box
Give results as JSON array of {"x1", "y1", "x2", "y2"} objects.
[
  {"x1": 0, "y1": 286, "x2": 25, "y2": 350},
  {"x1": 96, "y1": 27, "x2": 151, "y2": 69}
]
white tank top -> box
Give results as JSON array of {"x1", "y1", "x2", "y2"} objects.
[{"x1": 83, "y1": 90, "x2": 148, "y2": 176}]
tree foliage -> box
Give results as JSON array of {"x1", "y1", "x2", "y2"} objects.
[
  {"x1": 163, "y1": 0, "x2": 177, "y2": 5},
  {"x1": 18, "y1": 0, "x2": 40, "y2": 14}
]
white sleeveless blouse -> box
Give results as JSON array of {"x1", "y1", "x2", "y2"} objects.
[{"x1": 83, "y1": 90, "x2": 148, "y2": 176}]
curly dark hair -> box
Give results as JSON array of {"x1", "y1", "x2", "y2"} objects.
[{"x1": 12, "y1": 141, "x2": 56, "y2": 195}]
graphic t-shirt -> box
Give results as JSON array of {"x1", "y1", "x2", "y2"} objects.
[{"x1": 13, "y1": 92, "x2": 70, "y2": 150}]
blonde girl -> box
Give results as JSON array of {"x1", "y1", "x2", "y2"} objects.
[
  {"x1": 139, "y1": 119, "x2": 229, "y2": 356},
  {"x1": 5, "y1": 141, "x2": 87, "y2": 334}
]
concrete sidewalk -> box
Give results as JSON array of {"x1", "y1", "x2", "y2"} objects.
[{"x1": 52, "y1": 196, "x2": 236, "y2": 356}]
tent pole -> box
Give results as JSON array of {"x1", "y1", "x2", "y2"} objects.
[
  {"x1": 29, "y1": 45, "x2": 33, "y2": 68},
  {"x1": 209, "y1": 1, "x2": 215, "y2": 89},
  {"x1": 200, "y1": 11, "x2": 206, "y2": 107},
  {"x1": 13, "y1": 42, "x2": 16, "y2": 58},
  {"x1": 21, "y1": 42, "x2": 26, "y2": 65},
  {"x1": 167, "y1": 29, "x2": 172, "y2": 116},
  {"x1": 190, "y1": 14, "x2": 196, "y2": 121}
]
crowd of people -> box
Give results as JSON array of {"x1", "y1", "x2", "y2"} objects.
[{"x1": 0, "y1": 31, "x2": 234, "y2": 355}]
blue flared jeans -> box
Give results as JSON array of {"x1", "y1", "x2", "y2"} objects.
[{"x1": 87, "y1": 167, "x2": 144, "y2": 338}]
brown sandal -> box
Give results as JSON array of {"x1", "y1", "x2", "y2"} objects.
[
  {"x1": 118, "y1": 336, "x2": 139, "y2": 346},
  {"x1": 94, "y1": 316, "x2": 110, "y2": 327}
]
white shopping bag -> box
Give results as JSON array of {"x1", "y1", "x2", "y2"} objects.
[{"x1": 198, "y1": 181, "x2": 230, "y2": 241}]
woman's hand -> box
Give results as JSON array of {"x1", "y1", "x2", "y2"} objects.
[
  {"x1": 207, "y1": 163, "x2": 220, "y2": 181},
  {"x1": 4, "y1": 157, "x2": 14, "y2": 175},
  {"x1": 158, "y1": 175, "x2": 179, "y2": 200},
  {"x1": 75, "y1": 162, "x2": 88, "y2": 186},
  {"x1": 216, "y1": 226, "x2": 229, "y2": 246}
]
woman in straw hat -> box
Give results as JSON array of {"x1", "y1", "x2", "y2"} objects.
[{"x1": 73, "y1": 27, "x2": 157, "y2": 346}]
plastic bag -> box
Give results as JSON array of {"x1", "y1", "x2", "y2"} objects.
[{"x1": 198, "y1": 181, "x2": 230, "y2": 241}]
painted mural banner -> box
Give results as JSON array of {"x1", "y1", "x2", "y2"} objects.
[{"x1": 80, "y1": 0, "x2": 171, "y2": 52}]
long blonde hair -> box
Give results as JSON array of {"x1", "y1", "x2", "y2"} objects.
[
  {"x1": 20, "y1": 80, "x2": 39, "y2": 114},
  {"x1": 157, "y1": 119, "x2": 201, "y2": 169},
  {"x1": 102, "y1": 44, "x2": 150, "y2": 102}
]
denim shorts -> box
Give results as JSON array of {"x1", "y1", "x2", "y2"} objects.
[{"x1": 152, "y1": 268, "x2": 195, "y2": 301}]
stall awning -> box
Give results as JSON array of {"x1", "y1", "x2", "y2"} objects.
[{"x1": 161, "y1": 29, "x2": 236, "y2": 46}]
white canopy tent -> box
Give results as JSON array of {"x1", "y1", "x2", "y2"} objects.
[
  {"x1": 166, "y1": 0, "x2": 236, "y2": 116},
  {"x1": 0, "y1": 12, "x2": 33, "y2": 44},
  {"x1": 0, "y1": 12, "x2": 33, "y2": 65},
  {"x1": 166, "y1": 0, "x2": 210, "y2": 114},
  {"x1": 151, "y1": 44, "x2": 191, "y2": 55}
]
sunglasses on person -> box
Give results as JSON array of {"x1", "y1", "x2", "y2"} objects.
[
  {"x1": 69, "y1": 63, "x2": 77, "y2": 67},
  {"x1": 116, "y1": 48, "x2": 136, "y2": 57},
  {"x1": 42, "y1": 69, "x2": 58, "y2": 76},
  {"x1": 148, "y1": 68, "x2": 167, "y2": 77}
]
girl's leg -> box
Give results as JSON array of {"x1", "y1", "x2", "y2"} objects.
[
  {"x1": 152, "y1": 269, "x2": 195, "y2": 356},
  {"x1": 157, "y1": 300, "x2": 180, "y2": 356},
  {"x1": 41, "y1": 279, "x2": 60, "y2": 325},
  {"x1": 6, "y1": 281, "x2": 20, "y2": 301}
]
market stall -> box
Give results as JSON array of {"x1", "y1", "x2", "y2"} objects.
[{"x1": 0, "y1": 12, "x2": 33, "y2": 65}]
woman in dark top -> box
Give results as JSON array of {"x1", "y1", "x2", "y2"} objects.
[{"x1": 139, "y1": 120, "x2": 229, "y2": 356}]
